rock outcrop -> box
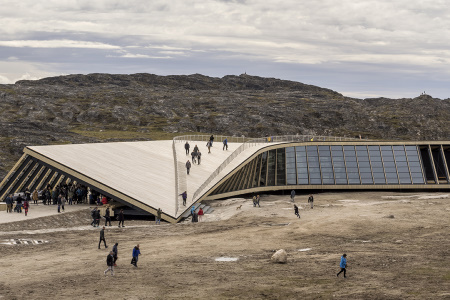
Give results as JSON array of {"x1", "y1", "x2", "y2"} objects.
[{"x1": 0, "y1": 73, "x2": 449, "y2": 179}]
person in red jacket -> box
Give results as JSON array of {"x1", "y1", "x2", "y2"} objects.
[
  {"x1": 23, "y1": 200, "x2": 29, "y2": 216},
  {"x1": 198, "y1": 207, "x2": 204, "y2": 222}
]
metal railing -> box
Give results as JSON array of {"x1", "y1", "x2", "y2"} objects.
[
  {"x1": 172, "y1": 141, "x2": 179, "y2": 216},
  {"x1": 173, "y1": 134, "x2": 366, "y2": 204}
]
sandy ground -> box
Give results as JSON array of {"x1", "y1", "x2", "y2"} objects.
[{"x1": 0, "y1": 191, "x2": 449, "y2": 300}]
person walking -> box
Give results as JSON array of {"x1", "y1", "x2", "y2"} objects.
[
  {"x1": 5, "y1": 194, "x2": 13, "y2": 213},
  {"x1": 104, "y1": 251, "x2": 115, "y2": 276},
  {"x1": 223, "y1": 138, "x2": 228, "y2": 150},
  {"x1": 197, "y1": 151, "x2": 202, "y2": 165},
  {"x1": 186, "y1": 160, "x2": 191, "y2": 175},
  {"x1": 57, "y1": 194, "x2": 62, "y2": 213},
  {"x1": 32, "y1": 189, "x2": 39, "y2": 205},
  {"x1": 23, "y1": 199, "x2": 29, "y2": 216},
  {"x1": 207, "y1": 141, "x2": 211, "y2": 153},
  {"x1": 180, "y1": 191, "x2": 187, "y2": 206},
  {"x1": 105, "y1": 206, "x2": 112, "y2": 226},
  {"x1": 209, "y1": 135, "x2": 214, "y2": 146},
  {"x1": 308, "y1": 194, "x2": 314, "y2": 209},
  {"x1": 156, "y1": 208, "x2": 162, "y2": 225},
  {"x1": 191, "y1": 151, "x2": 197, "y2": 164},
  {"x1": 95, "y1": 208, "x2": 101, "y2": 227},
  {"x1": 290, "y1": 190, "x2": 295, "y2": 202},
  {"x1": 337, "y1": 254, "x2": 347, "y2": 278},
  {"x1": 252, "y1": 195, "x2": 257, "y2": 207},
  {"x1": 294, "y1": 204, "x2": 300, "y2": 218},
  {"x1": 118, "y1": 209, "x2": 125, "y2": 228},
  {"x1": 131, "y1": 244, "x2": 141, "y2": 267},
  {"x1": 98, "y1": 226, "x2": 108, "y2": 249},
  {"x1": 256, "y1": 195, "x2": 261, "y2": 207},
  {"x1": 184, "y1": 141, "x2": 190, "y2": 155},
  {"x1": 112, "y1": 242, "x2": 119, "y2": 266},
  {"x1": 61, "y1": 194, "x2": 66, "y2": 212}
]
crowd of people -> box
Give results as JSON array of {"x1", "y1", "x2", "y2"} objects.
[{"x1": 3, "y1": 181, "x2": 116, "y2": 216}]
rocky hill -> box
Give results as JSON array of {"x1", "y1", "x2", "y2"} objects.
[{"x1": 0, "y1": 73, "x2": 449, "y2": 178}]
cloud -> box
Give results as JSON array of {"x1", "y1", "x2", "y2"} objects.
[
  {"x1": 0, "y1": 0, "x2": 449, "y2": 98},
  {"x1": 0, "y1": 40, "x2": 120, "y2": 49}
]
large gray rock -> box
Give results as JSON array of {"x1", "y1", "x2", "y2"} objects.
[{"x1": 271, "y1": 249, "x2": 287, "y2": 264}]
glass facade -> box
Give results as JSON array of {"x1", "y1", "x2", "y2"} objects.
[{"x1": 210, "y1": 143, "x2": 450, "y2": 196}]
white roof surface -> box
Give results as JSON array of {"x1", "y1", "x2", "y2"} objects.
[{"x1": 27, "y1": 140, "x2": 275, "y2": 219}]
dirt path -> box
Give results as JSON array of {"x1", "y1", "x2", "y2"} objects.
[{"x1": 0, "y1": 191, "x2": 449, "y2": 299}]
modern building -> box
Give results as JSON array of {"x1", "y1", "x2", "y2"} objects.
[{"x1": 1, "y1": 135, "x2": 449, "y2": 223}]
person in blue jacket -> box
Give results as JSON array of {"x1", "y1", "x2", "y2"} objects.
[
  {"x1": 131, "y1": 244, "x2": 141, "y2": 267},
  {"x1": 337, "y1": 254, "x2": 347, "y2": 278}
]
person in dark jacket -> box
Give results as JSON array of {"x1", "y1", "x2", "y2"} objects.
[
  {"x1": 186, "y1": 160, "x2": 191, "y2": 175},
  {"x1": 308, "y1": 194, "x2": 314, "y2": 209},
  {"x1": 197, "y1": 151, "x2": 202, "y2": 165},
  {"x1": 209, "y1": 135, "x2": 214, "y2": 146},
  {"x1": 98, "y1": 226, "x2": 108, "y2": 249},
  {"x1": 290, "y1": 190, "x2": 295, "y2": 202},
  {"x1": 118, "y1": 209, "x2": 125, "y2": 228},
  {"x1": 223, "y1": 138, "x2": 228, "y2": 150},
  {"x1": 131, "y1": 244, "x2": 141, "y2": 267},
  {"x1": 105, "y1": 206, "x2": 112, "y2": 226},
  {"x1": 104, "y1": 251, "x2": 114, "y2": 276},
  {"x1": 184, "y1": 141, "x2": 190, "y2": 155},
  {"x1": 5, "y1": 194, "x2": 13, "y2": 213},
  {"x1": 294, "y1": 204, "x2": 300, "y2": 218},
  {"x1": 112, "y1": 243, "x2": 119, "y2": 266},
  {"x1": 180, "y1": 191, "x2": 187, "y2": 206},
  {"x1": 95, "y1": 209, "x2": 101, "y2": 227}
]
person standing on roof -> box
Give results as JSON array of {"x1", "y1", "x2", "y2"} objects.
[
  {"x1": 191, "y1": 151, "x2": 197, "y2": 164},
  {"x1": 223, "y1": 138, "x2": 228, "y2": 150},
  {"x1": 197, "y1": 151, "x2": 202, "y2": 165},
  {"x1": 186, "y1": 160, "x2": 191, "y2": 175},
  {"x1": 184, "y1": 141, "x2": 190, "y2": 155}
]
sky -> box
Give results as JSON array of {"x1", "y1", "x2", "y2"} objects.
[{"x1": 1, "y1": 0, "x2": 449, "y2": 99}]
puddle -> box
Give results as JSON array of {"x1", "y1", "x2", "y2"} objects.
[
  {"x1": 298, "y1": 248, "x2": 312, "y2": 252},
  {"x1": 215, "y1": 257, "x2": 239, "y2": 262}
]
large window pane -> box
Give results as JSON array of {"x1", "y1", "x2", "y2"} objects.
[{"x1": 276, "y1": 149, "x2": 286, "y2": 185}]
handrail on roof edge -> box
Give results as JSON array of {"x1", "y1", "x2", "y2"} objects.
[{"x1": 172, "y1": 134, "x2": 366, "y2": 209}]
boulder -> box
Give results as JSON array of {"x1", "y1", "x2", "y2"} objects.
[{"x1": 271, "y1": 249, "x2": 287, "y2": 263}]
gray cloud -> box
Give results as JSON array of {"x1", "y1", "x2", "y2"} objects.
[{"x1": 0, "y1": 0, "x2": 449, "y2": 98}]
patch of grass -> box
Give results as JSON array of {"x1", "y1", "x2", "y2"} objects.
[{"x1": 443, "y1": 272, "x2": 450, "y2": 280}]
